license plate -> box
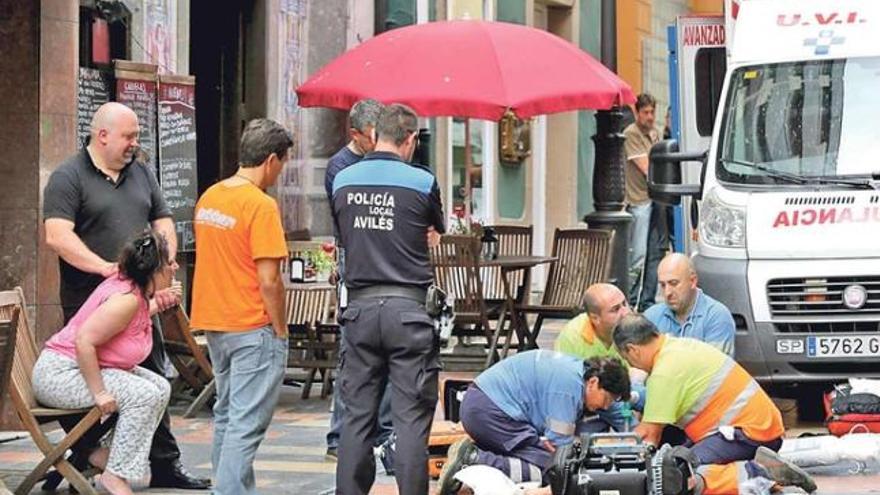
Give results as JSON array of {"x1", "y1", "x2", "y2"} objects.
[{"x1": 807, "y1": 335, "x2": 880, "y2": 357}]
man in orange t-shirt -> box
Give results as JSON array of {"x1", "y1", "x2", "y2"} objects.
[{"x1": 191, "y1": 118, "x2": 291, "y2": 495}]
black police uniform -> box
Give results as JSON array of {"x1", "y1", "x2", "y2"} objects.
[{"x1": 332, "y1": 151, "x2": 445, "y2": 495}]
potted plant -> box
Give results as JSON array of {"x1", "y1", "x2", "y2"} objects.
[{"x1": 308, "y1": 244, "x2": 336, "y2": 283}]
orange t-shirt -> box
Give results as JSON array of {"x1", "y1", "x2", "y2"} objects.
[{"x1": 191, "y1": 181, "x2": 287, "y2": 331}]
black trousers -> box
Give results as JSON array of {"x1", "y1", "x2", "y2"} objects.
[
  {"x1": 336, "y1": 296, "x2": 439, "y2": 495},
  {"x1": 59, "y1": 307, "x2": 181, "y2": 467}
]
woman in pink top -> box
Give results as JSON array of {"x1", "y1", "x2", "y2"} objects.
[{"x1": 32, "y1": 230, "x2": 179, "y2": 495}]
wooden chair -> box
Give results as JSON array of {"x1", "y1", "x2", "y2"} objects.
[
  {"x1": 480, "y1": 226, "x2": 533, "y2": 352},
  {"x1": 0, "y1": 287, "x2": 101, "y2": 495},
  {"x1": 481, "y1": 225, "x2": 534, "y2": 304},
  {"x1": 159, "y1": 306, "x2": 215, "y2": 418},
  {"x1": 430, "y1": 235, "x2": 496, "y2": 364},
  {"x1": 517, "y1": 228, "x2": 615, "y2": 345},
  {"x1": 0, "y1": 307, "x2": 19, "y2": 418},
  {"x1": 285, "y1": 285, "x2": 338, "y2": 399}
]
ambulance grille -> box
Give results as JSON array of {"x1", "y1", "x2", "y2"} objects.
[
  {"x1": 783, "y1": 195, "x2": 855, "y2": 206},
  {"x1": 767, "y1": 276, "x2": 880, "y2": 323}
]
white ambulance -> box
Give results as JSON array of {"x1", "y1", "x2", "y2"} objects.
[{"x1": 653, "y1": 0, "x2": 880, "y2": 384}]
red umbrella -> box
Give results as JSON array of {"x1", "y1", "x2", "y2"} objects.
[{"x1": 295, "y1": 20, "x2": 635, "y2": 121}]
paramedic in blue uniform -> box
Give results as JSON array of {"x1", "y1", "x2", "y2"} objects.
[
  {"x1": 437, "y1": 352, "x2": 631, "y2": 494},
  {"x1": 331, "y1": 103, "x2": 445, "y2": 495}
]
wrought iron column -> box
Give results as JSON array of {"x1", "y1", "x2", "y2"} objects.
[{"x1": 584, "y1": 109, "x2": 631, "y2": 291}]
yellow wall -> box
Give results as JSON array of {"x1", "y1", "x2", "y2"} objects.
[
  {"x1": 689, "y1": 0, "x2": 723, "y2": 14},
  {"x1": 616, "y1": 0, "x2": 723, "y2": 94},
  {"x1": 616, "y1": 0, "x2": 652, "y2": 94}
]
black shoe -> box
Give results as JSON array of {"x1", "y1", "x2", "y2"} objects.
[
  {"x1": 326, "y1": 446, "x2": 338, "y2": 461},
  {"x1": 150, "y1": 460, "x2": 211, "y2": 490},
  {"x1": 437, "y1": 438, "x2": 477, "y2": 495}
]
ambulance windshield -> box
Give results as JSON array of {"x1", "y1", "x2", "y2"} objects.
[{"x1": 718, "y1": 57, "x2": 880, "y2": 185}]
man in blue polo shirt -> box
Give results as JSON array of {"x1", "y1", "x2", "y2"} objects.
[
  {"x1": 643, "y1": 253, "x2": 735, "y2": 355},
  {"x1": 437, "y1": 352, "x2": 630, "y2": 494}
]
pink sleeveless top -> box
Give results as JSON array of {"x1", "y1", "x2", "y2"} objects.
[{"x1": 45, "y1": 275, "x2": 152, "y2": 370}]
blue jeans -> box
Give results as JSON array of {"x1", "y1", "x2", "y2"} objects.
[
  {"x1": 639, "y1": 203, "x2": 671, "y2": 311},
  {"x1": 627, "y1": 202, "x2": 652, "y2": 306},
  {"x1": 206, "y1": 326, "x2": 288, "y2": 495}
]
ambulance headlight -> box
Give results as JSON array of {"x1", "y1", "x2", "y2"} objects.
[{"x1": 700, "y1": 189, "x2": 745, "y2": 248}]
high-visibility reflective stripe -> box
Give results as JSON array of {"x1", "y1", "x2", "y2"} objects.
[
  {"x1": 528, "y1": 463, "x2": 542, "y2": 482},
  {"x1": 679, "y1": 358, "x2": 736, "y2": 427},
  {"x1": 509, "y1": 458, "x2": 523, "y2": 483},
  {"x1": 719, "y1": 380, "x2": 760, "y2": 427},
  {"x1": 547, "y1": 418, "x2": 576, "y2": 436},
  {"x1": 684, "y1": 362, "x2": 754, "y2": 441}
]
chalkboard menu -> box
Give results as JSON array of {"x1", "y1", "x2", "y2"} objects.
[
  {"x1": 115, "y1": 61, "x2": 159, "y2": 174},
  {"x1": 77, "y1": 67, "x2": 112, "y2": 146},
  {"x1": 158, "y1": 75, "x2": 198, "y2": 252}
]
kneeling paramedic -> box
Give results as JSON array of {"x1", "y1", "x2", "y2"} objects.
[
  {"x1": 438, "y1": 352, "x2": 631, "y2": 494},
  {"x1": 614, "y1": 314, "x2": 816, "y2": 494},
  {"x1": 332, "y1": 103, "x2": 445, "y2": 495}
]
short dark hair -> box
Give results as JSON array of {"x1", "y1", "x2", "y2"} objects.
[
  {"x1": 635, "y1": 93, "x2": 657, "y2": 112},
  {"x1": 585, "y1": 356, "x2": 631, "y2": 402},
  {"x1": 613, "y1": 314, "x2": 660, "y2": 352},
  {"x1": 239, "y1": 118, "x2": 294, "y2": 168},
  {"x1": 118, "y1": 230, "x2": 170, "y2": 297},
  {"x1": 376, "y1": 103, "x2": 418, "y2": 146}
]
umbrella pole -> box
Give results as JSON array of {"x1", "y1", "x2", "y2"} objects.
[{"x1": 584, "y1": 108, "x2": 632, "y2": 294}]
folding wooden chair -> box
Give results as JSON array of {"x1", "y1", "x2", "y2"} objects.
[
  {"x1": 431, "y1": 235, "x2": 497, "y2": 369},
  {"x1": 159, "y1": 306, "x2": 215, "y2": 418},
  {"x1": 0, "y1": 306, "x2": 19, "y2": 420},
  {"x1": 284, "y1": 285, "x2": 338, "y2": 399},
  {"x1": 481, "y1": 225, "x2": 534, "y2": 351},
  {"x1": 517, "y1": 228, "x2": 615, "y2": 344},
  {"x1": 0, "y1": 287, "x2": 101, "y2": 495},
  {"x1": 0, "y1": 306, "x2": 18, "y2": 495}
]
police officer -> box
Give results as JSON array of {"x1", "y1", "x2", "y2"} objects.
[{"x1": 332, "y1": 103, "x2": 445, "y2": 495}]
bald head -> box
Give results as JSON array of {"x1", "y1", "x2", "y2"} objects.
[
  {"x1": 584, "y1": 283, "x2": 622, "y2": 316},
  {"x1": 658, "y1": 253, "x2": 695, "y2": 278},
  {"x1": 583, "y1": 283, "x2": 629, "y2": 343},
  {"x1": 657, "y1": 253, "x2": 699, "y2": 317},
  {"x1": 88, "y1": 102, "x2": 141, "y2": 170},
  {"x1": 90, "y1": 102, "x2": 138, "y2": 137}
]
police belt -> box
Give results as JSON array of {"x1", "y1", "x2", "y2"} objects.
[{"x1": 348, "y1": 285, "x2": 427, "y2": 304}]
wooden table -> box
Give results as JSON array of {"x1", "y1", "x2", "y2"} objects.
[
  {"x1": 481, "y1": 255, "x2": 556, "y2": 366},
  {"x1": 436, "y1": 254, "x2": 556, "y2": 371}
]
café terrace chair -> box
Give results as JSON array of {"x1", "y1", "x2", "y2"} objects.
[
  {"x1": 159, "y1": 306, "x2": 215, "y2": 418},
  {"x1": 0, "y1": 287, "x2": 101, "y2": 495},
  {"x1": 284, "y1": 285, "x2": 338, "y2": 399},
  {"x1": 481, "y1": 225, "x2": 534, "y2": 352},
  {"x1": 517, "y1": 228, "x2": 615, "y2": 345},
  {"x1": 430, "y1": 235, "x2": 497, "y2": 366}
]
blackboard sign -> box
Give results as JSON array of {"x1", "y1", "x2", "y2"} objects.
[
  {"x1": 115, "y1": 62, "x2": 159, "y2": 174},
  {"x1": 158, "y1": 75, "x2": 198, "y2": 252},
  {"x1": 77, "y1": 67, "x2": 112, "y2": 146}
]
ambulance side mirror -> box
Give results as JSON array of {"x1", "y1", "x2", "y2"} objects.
[{"x1": 648, "y1": 139, "x2": 706, "y2": 205}]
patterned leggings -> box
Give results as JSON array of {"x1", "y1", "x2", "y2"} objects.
[{"x1": 32, "y1": 351, "x2": 171, "y2": 480}]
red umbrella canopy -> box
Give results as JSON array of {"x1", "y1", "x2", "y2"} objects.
[{"x1": 296, "y1": 20, "x2": 635, "y2": 121}]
